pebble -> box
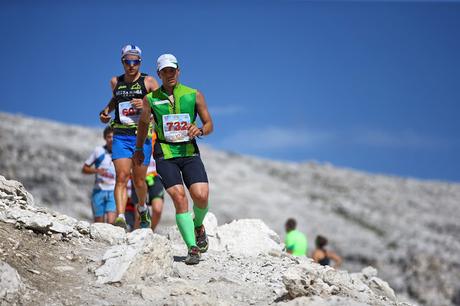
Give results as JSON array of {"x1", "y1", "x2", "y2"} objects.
[
  {"x1": 54, "y1": 266, "x2": 75, "y2": 272},
  {"x1": 27, "y1": 268, "x2": 41, "y2": 275}
]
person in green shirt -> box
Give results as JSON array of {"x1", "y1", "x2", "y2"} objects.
[
  {"x1": 284, "y1": 218, "x2": 308, "y2": 256},
  {"x1": 133, "y1": 54, "x2": 214, "y2": 265}
]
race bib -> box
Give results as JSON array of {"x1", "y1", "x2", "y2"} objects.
[
  {"x1": 118, "y1": 101, "x2": 141, "y2": 125},
  {"x1": 162, "y1": 114, "x2": 190, "y2": 143}
]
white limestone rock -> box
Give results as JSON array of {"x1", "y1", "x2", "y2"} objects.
[
  {"x1": 8, "y1": 209, "x2": 52, "y2": 233},
  {"x1": 89, "y1": 223, "x2": 126, "y2": 245},
  {"x1": 4, "y1": 208, "x2": 74, "y2": 235},
  {"x1": 95, "y1": 229, "x2": 173, "y2": 284},
  {"x1": 278, "y1": 296, "x2": 371, "y2": 306},
  {"x1": 0, "y1": 261, "x2": 25, "y2": 304},
  {"x1": 283, "y1": 262, "x2": 405, "y2": 306},
  {"x1": 212, "y1": 219, "x2": 282, "y2": 257},
  {"x1": 75, "y1": 220, "x2": 91, "y2": 235},
  {"x1": 0, "y1": 175, "x2": 34, "y2": 207},
  {"x1": 203, "y1": 211, "x2": 218, "y2": 236},
  {"x1": 368, "y1": 277, "x2": 397, "y2": 302}
]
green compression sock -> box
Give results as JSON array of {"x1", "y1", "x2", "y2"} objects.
[
  {"x1": 193, "y1": 204, "x2": 208, "y2": 228},
  {"x1": 176, "y1": 212, "x2": 196, "y2": 249}
]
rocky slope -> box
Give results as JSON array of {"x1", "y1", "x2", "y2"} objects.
[
  {"x1": 0, "y1": 174, "x2": 410, "y2": 306},
  {"x1": 1, "y1": 112, "x2": 460, "y2": 305}
]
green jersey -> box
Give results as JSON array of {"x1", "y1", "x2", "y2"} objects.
[
  {"x1": 146, "y1": 83, "x2": 199, "y2": 159},
  {"x1": 285, "y1": 230, "x2": 308, "y2": 256}
]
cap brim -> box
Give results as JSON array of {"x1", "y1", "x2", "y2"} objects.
[
  {"x1": 121, "y1": 52, "x2": 141, "y2": 58},
  {"x1": 158, "y1": 63, "x2": 178, "y2": 71}
]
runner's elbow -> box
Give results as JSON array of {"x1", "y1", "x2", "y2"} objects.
[{"x1": 206, "y1": 123, "x2": 214, "y2": 134}]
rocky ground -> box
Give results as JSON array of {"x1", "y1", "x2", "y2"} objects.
[
  {"x1": 1, "y1": 175, "x2": 411, "y2": 306},
  {"x1": 1, "y1": 112, "x2": 460, "y2": 305}
]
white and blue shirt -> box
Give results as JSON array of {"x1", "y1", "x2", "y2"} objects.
[{"x1": 84, "y1": 146, "x2": 115, "y2": 191}]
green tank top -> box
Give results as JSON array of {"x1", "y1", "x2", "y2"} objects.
[
  {"x1": 285, "y1": 230, "x2": 308, "y2": 256},
  {"x1": 146, "y1": 83, "x2": 199, "y2": 159}
]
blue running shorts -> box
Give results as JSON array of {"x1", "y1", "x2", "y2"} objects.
[
  {"x1": 112, "y1": 134, "x2": 152, "y2": 166},
  {"x1": 91, "y1": 189, "x2": 116, "y2": 217}
]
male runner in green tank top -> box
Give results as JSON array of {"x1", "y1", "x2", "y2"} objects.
[{"x1": 133, "y1": 54, "x2": 213, "y2": 265}]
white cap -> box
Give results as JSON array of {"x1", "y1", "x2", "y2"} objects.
[
  {"x1": 121, "y1": 44, "x2": 142, "y2": 58},
  {"x1": 157, "y1": 54, "x2": 178, "y2": 71}
]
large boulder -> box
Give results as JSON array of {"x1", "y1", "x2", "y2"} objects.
[
  {"x1": 282, "y1": 262, "x2": 408, "y2": 306},
  {"x1": 95, "y1": 229, "x2": 173, "y2": 284},
  {"x1": 203, "y1": 212, "x2": 218, "y2": 236},
  {"x1": 211, "y1": 219, "x2": 282, "y2": 257},
  {"x1": 90, "y1": 223, "x2": 126, "y2": 245},
  {"x1": 0, "y1": 175, "x2": 34, "y2": 208},
  {"x1": 0, "y1": 261, "x2": 25, "y2": 304}
]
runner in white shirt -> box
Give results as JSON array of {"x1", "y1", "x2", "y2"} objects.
[{"x1": 82, "y1": 126, "x2": 116, "y2": 223}]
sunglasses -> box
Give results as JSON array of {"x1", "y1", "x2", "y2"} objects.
[{"x1": 123, "y1": 59, "x2": 141, "y2": 66}]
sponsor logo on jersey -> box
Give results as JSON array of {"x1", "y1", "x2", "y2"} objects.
[
  {"x1": 131, "y1": 83, "x2": 142, "y2": 90},
  {"x1": 115, "y1": 90, "x2": 143, "y2": 97}
]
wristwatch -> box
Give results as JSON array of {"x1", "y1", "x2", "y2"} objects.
[{"x1": 199, "y1": 128, "x2": 204, "y2": 137}]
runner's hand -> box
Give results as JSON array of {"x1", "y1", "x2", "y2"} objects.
[
  {"x1": 131, "y1": 99, "x2": 143, "y2": 109},
  {"x1": 96, "y1": 168, "x2": 107, "y2": 176},
  {"x1": 99, "y1": 111, "x2": 111, "y2": 124},
  {"x1": 96, "y1": 168, "x2": 111, "y2": 177},
  {"x1": 187, "y1": 124, "x2": 202, "y2": 139},
  {"x1": 133, "y1": 150, "x2": 144, "y2": 166}
]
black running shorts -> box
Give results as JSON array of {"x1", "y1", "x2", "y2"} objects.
[
  {"x1": 132, "y1": 175, "x2": 165, "y2": 205},
  {"x1": 156, "y1": 155, "x2": 209, "y2": 190}
]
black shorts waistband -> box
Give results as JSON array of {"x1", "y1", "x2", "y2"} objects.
[{"x1": 113, "y1": 128, "x2": 137, "y2": 136}]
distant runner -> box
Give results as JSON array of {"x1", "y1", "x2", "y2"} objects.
[
  {"x1": 312, "y1": 235, "x2": 342, "y2": 268},
  {"x1": 82, "y1": 126, "x2": 116, "y2": 223},
  {"x1": 284, "y1": 218, "x2": 308, "y2": 256},
  {"x1": 133, "y1": 54, "x2": 214, "y2": 265},
  {"x1": 99, "y1": 44, "x2": 159, "y2": 230}
]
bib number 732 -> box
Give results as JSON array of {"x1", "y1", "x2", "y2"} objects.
[
  {"x1": 162, "y1": 114, "x2": 191, "y2": 143},
  {"x1": 166, "y1": 121, "x2": 188, "y2": 131}
]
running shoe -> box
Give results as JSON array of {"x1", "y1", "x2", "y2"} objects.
[
  {"x1": 195, "y1": 225, "x2": 209, "y2": 253},
  {"x1": 185, "y1": 246, "x2": 201, "y2": 265},
  {"x1": 114, "y1": 217, "x2": 127, "y2": 230},
  {"x1": 138, "y1": 206, "x2": 151, "y2": 229}
]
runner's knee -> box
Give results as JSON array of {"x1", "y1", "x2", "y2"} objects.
[
  {"x1": 169, "y1": 189, "x2": 188, "y2": 211},
  {"x1": 132, "y1": 177, "x2": 146, "y2": 189},
  {"x1": 171, "y1": 191, "x2": 187, "y2": 204},
  {"x1": 191, "y1": 188, "x2": 208, "y2": 204},
  {"x1": 115, "y1": 171, "x2": 130, "y2": 184},
  {"x1": 152, "y1": 206, "x2": 163, "y2": 215}
]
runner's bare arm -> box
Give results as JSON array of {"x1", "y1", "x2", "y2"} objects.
[
  {"x1": 328, "y1": 251, "x2": 342, "y2": 268},
  {"x1": 133, "y1": 97, "x2": 152, "y2": 165},
  {"x1": 312, "y1": 250, "x2": 321, "y2": 262},
  {"x1": 82, "y1": 164, "x2": 103, "y2": 175},
  {"x1": 99, "y1": 77, "x2": 118, "y2": 123},
  {"x1": 188, "y1": 90, "x2": 213, "y2": 138},
  {"x1": 144, "y1": 75, "x2": 159, "y2": 92},
  {"x1": 137, "y1": 97, "x2": 152, "y2": 144}
]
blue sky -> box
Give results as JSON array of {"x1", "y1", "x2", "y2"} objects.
[{"x1": 1, "y1": 0, "x2": 459, "y2": 182}]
